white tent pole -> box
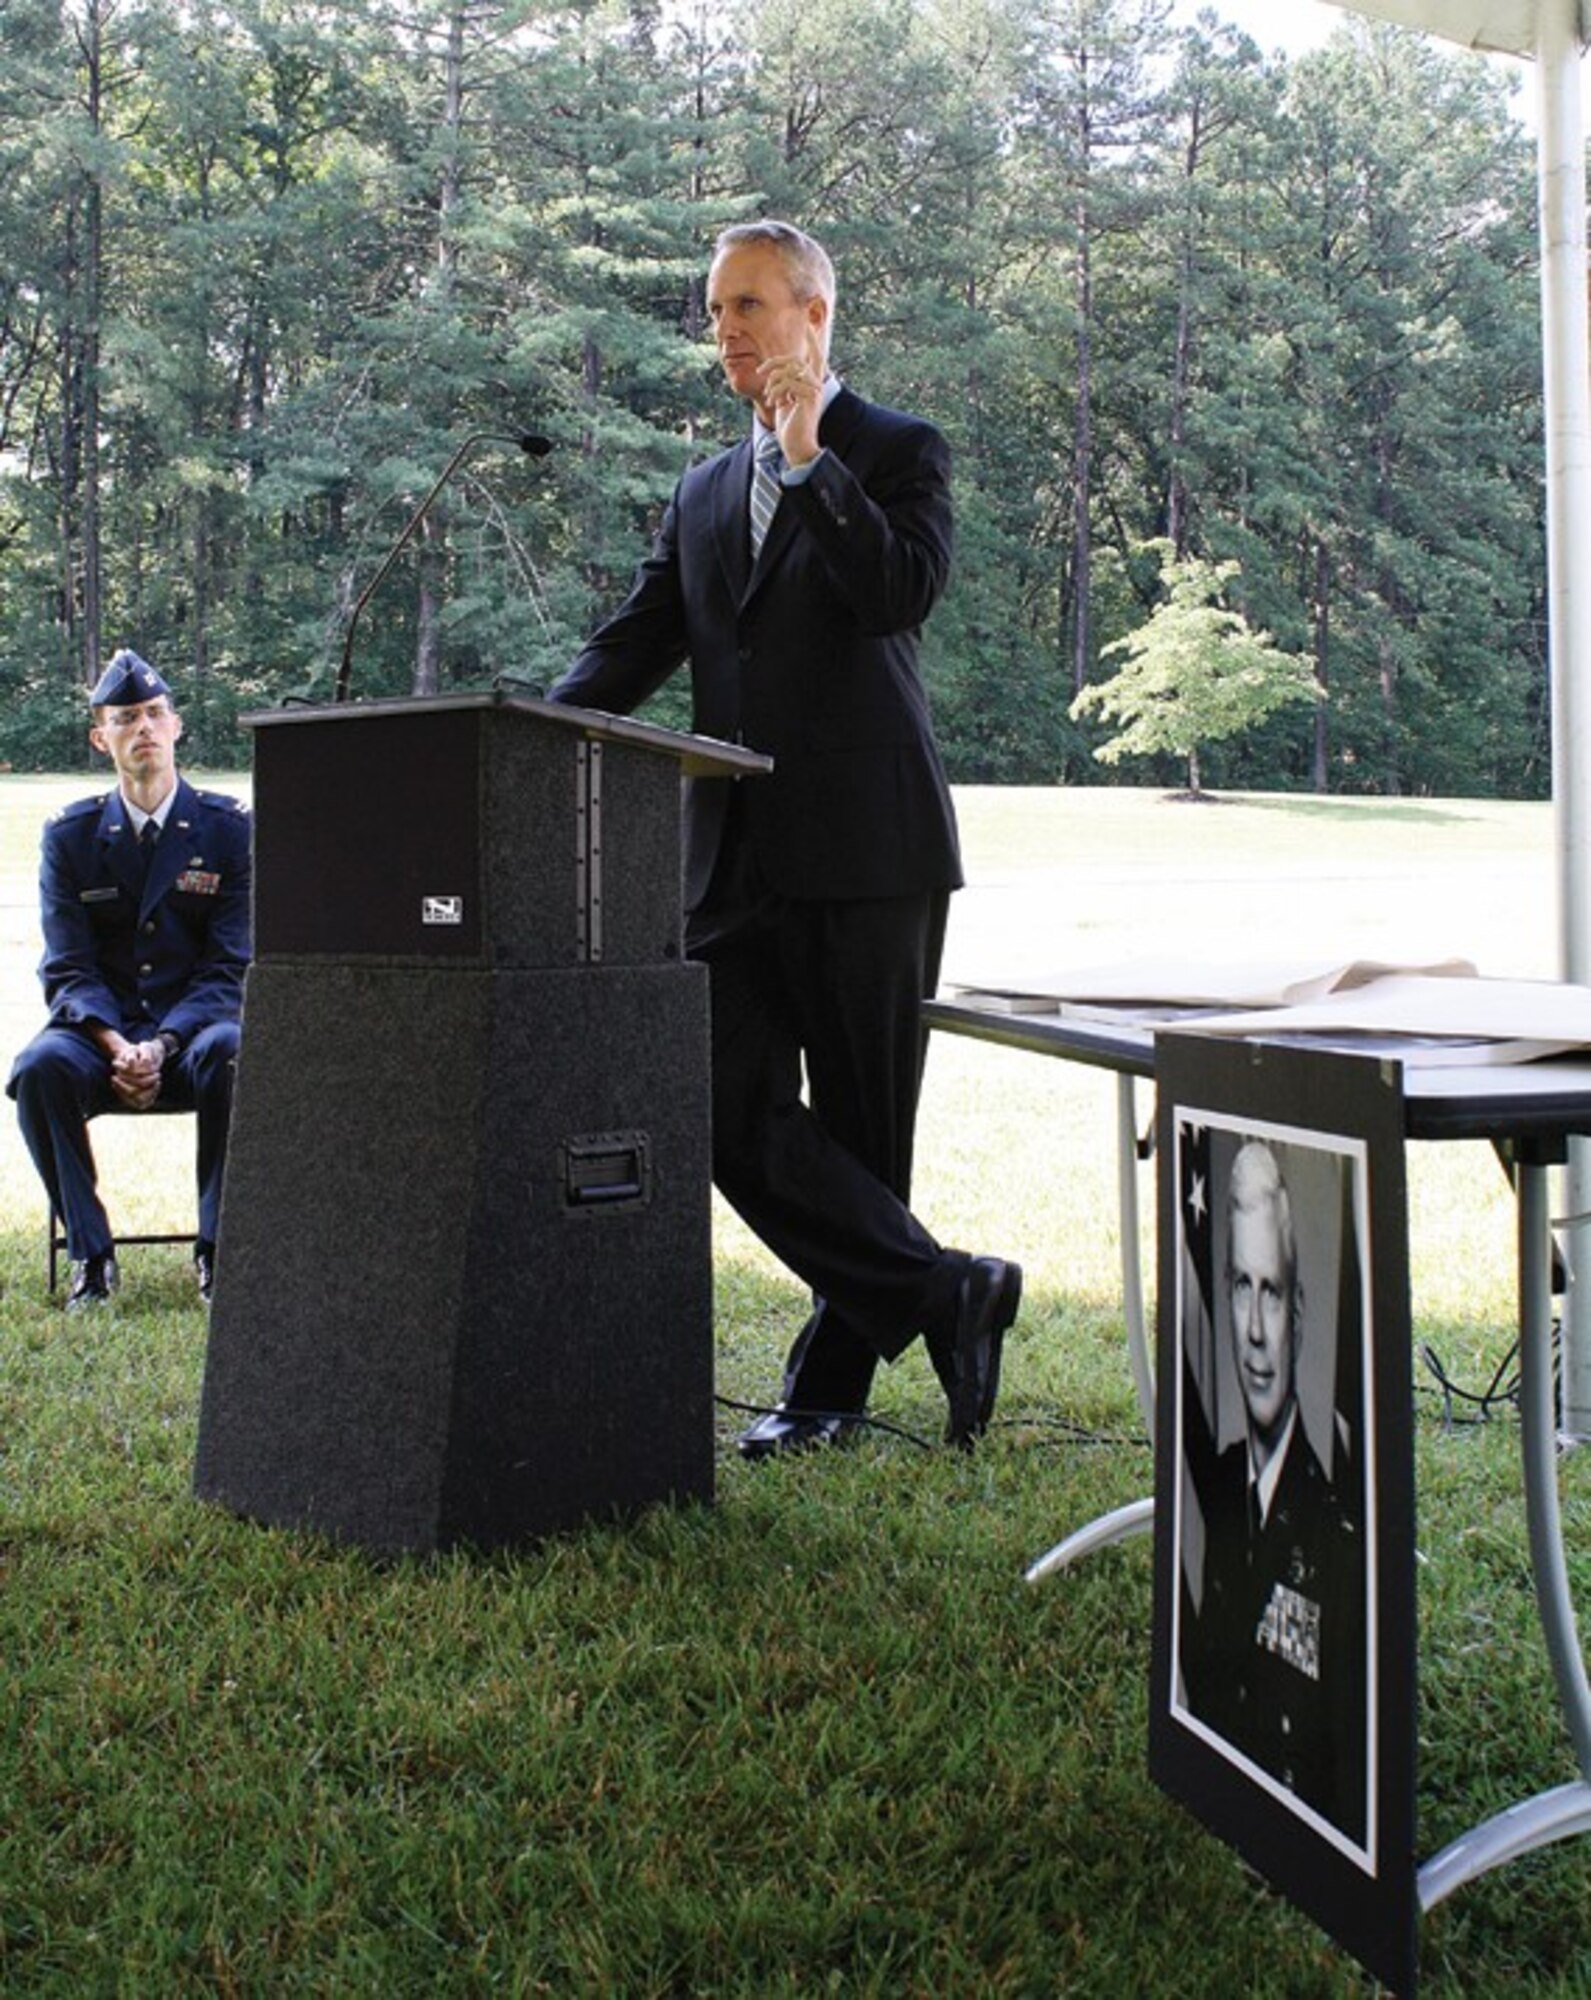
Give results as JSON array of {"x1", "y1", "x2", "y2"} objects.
[{"x1": 1535, "y1": 0, "x2": 1591, "y2": 1436}]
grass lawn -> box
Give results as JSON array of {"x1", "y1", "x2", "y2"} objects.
[{"x1": 1, "y1": 776, "x2": 1586, "y2": 1995}]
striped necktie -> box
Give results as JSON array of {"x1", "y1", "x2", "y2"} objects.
[{"x1": 749, "y1": 432, "x2": 783, "y2": 559}]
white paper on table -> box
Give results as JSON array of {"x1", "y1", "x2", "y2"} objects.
[{"x1": 949, "y1": 955, "x2": 1478, "y2": 1013}]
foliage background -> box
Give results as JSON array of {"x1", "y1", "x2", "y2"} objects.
[{"x1": 0, "y1": 0, "x2": 1554, "y2": 796}]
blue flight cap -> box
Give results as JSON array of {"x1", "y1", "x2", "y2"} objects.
[{"x1": 90, "y1": 649, "x2": 171, "y2": 709}]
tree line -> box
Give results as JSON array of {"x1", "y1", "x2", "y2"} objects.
[{"x1": 0, "y1": 0, "x2": 1553, "y2": 793}]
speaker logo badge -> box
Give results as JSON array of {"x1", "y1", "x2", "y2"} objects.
[{"x1": 422, "y1": 895, "x2": 465, "y2": 926}]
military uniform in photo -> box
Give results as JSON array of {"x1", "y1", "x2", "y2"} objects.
[{"x1": 1183, "y1": 1415, "x2": 1367, "y2": 1842}]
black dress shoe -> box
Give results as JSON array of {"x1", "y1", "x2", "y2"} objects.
[
  {"x1": 938, "y1": 1256, "x2": 1023, "y2": 1448},
  {"x1": 66, "y1": 1251, "x2": 119, "y2": 1313},
  {"x1": 737, "y1": 1406, "x2": 861, "y2": 1461},
  {"x1": 194, "y1": 1242, "x2": 216, "y2": 1303}
]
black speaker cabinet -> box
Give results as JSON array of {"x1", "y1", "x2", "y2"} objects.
[
  {"x1": 248, "y1": 693, "x2": 766, "y2": 968},
  {"x1": 194, "y1": 959, "x2": 712, "y2": 1553},
  {"x1": 194, "y1": 695, "x2": 769, "y2": 1554}
]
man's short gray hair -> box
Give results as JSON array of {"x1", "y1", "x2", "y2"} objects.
[
  {"x1": 1226, "y1": 1138, "x2": 1302, "y2": 1339},
  {"x1": 712, "y1": 219, "x2": 836, "y2": 320}
]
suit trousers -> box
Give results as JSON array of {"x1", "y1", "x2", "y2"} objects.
[
  {"x1": 9, "y1": 1021, "x2": 241, "y2": 1260},
  {"x1": 696, "y1": 883, "x2": 961, "y2": 1410}
]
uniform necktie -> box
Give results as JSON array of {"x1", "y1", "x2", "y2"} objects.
[
  {"x1": 139, "y1": 819, "x2": 160, "y2": 878},
  {"x1": 750, "y1": 432, "x2": 783, "y2": 559}
]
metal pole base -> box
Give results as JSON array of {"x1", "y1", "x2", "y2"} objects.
[
  {"x1": 1419, "y1": 1781, "x2": 1591, "y2": 1912},
  {"x1": 1025, "y1": 1495, "x2": 1155, "y2": 1584}
]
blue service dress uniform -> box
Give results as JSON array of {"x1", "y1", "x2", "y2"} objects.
[{"x1": 7, "y1": 777, "x2": 252, "y2": 1260}]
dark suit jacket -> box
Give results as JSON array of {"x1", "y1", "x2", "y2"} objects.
[
  {"x1": 32, "y1": 776, "x2": 252, "y2": 1048},
  {"x1": 550, "y1": 386, "x2": 963, "y2": 911}
]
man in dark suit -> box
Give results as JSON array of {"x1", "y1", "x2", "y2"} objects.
[
  {"x1": 8, "y1": 650, "x2": 252, "y2": 1309},
  {"x1": 551, "y1": 219, "x2": 1020, "y2": 1455},
  {"x1": 1179, "y1": 1140, "x2": 1367, "y2": 1840}
]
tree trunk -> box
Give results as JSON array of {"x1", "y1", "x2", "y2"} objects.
[
  {"x1": 192, "y1": 494, "x2": 211, "y2": 685},
  {"x1": 1072, "y1": 223, "x2": 1093, "y2": 697},
  {"x1": 1375, "y1": 383, "x2": 1403, "y2": 795},
  {"x1": 1379, "y1": 634, "x2": 1401, "y2": 796},
  {"x1": 413, "y1": 7, "x2": 466, "y2": 696},
  {"x1": 1312, "y1": 536, "x2": 1330, "y2": 792},
  {"x1": 1071, "y1": 72, "x2": 1095, "y2": 698},
  {"x1": 415, "y1": 511, "x2": 444, "y2": 697},
  {"x1": 1167, "y1": 105, "x2": 1204, "y2": 560},
  {"x1": 59, "y1": 0, "x2": 110, "y2": 683},
  {"x1": 57, "y1": 213, "x2": 84, "y2": 677},
  {"x1": 81, "y1": 2, "x2": 105, "y2": 677}
]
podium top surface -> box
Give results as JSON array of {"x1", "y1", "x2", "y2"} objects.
[{"x1": 244, "y1": 690, "x2": 773, "y2": 780}]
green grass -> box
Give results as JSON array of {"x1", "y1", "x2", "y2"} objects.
[{"x1": 2, "y1": 779, "x2": 1588, "y2": 1995}]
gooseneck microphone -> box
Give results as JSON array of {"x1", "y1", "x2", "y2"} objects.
[{"x1": 335, "y1": 428, "x2": 554, "y2": 703}]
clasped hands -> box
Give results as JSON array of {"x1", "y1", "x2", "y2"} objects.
[{"x1": 109, "y1": 1037, "x2": 168, "y2": 1111}]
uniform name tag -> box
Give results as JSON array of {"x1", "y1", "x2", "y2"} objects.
[{"x1": 80, "y1": 886, "x2": 120, "y2": 903}]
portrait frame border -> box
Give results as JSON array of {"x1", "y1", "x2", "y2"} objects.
[{"x1": 1147, "y1": 1032, "x2": 1418, "y2": 1997}]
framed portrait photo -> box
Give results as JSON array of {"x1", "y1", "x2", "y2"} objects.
[{"x1": 1148, "y1": 1034, "x2": 1418, "y2": 1996}]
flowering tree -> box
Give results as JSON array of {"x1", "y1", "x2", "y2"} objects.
[{"x1": 1072, "y1": 547, "x2": 1322, "y2": 795}]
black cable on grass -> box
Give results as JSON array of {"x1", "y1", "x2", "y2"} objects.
[
  {"x1": 1417, "y1": 1317, "x2": 1563, "y2": 1430},
  {"x1": 714, "y1": 1396, "x2": 1147, "y2": 1454}
]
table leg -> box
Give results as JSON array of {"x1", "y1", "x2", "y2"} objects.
[
  {"x1": 1026, "y1": 1075, "x2": 1157, "y2": 1582},
  {"x1": 1417, "y1": 1158, "x2": 1591, "y2": 1910},
  {"x1": 1024, "y1": 1496, "x2": 1156, "y2": 1583},
  {"x1": 1118, "y1": 1074, "x2": 1156, "y2": 1441}
]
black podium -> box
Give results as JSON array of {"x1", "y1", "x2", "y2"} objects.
[{"x1": 192, "y1": 693, "x2": 769, "y2": 1555}]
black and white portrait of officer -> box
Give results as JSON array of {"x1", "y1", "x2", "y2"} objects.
[{"x1": 1175, "y1": 1127, "x2": 1371, "y2": 1852}]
